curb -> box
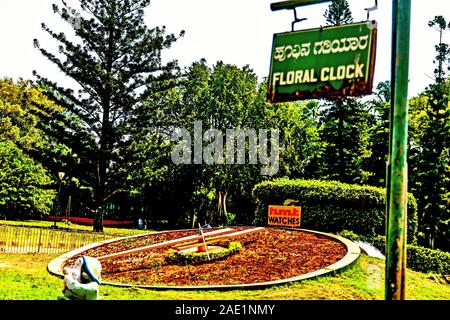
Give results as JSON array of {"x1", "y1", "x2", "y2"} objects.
[
  {"x1": 47, "y1": 229, "x2": 169, "y2": 277},
  {"x1": 47, "y1": 228, "x2": 360, "y2": 291}
]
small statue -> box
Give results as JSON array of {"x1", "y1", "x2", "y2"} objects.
[{"x1": 58, "y1": 255, "x2": 102, "y2": 300}]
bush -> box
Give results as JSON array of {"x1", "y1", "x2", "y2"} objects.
[
  {"x1": 166, "y1": 241, "x2": 243, "y2": 265},
  {"x1": 227, "y1": 241, "x2": 243, "y2": 253},
  {"x1": 337, "y1": 230, "x2": 365, "y2": 242},
  {"x1": 226, "y1": 212, "x2": 236, "y2": 226},
  {"x1": 338, "y1": 232, "x2": 450, "y2": 275},
  {"x1": 252, "y1": 178, "x2": 418, "y2": 243},
  {"x1": 407, "y1": 245, "x2": 450, "y2": 274},
  {"x1": 370, "y1": 235, "x2": 386, "y2": 252}
]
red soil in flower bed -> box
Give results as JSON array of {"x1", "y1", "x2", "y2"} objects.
[{"x1": 64, "y1": 227, "x2": 348, "y2": 287}]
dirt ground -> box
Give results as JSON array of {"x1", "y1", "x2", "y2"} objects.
[{"x1": 64, "y1": 227, "x2": 347, "y2": 287}]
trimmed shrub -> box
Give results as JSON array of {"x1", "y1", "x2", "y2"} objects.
[
  {"x1": 252, "y1": 178, "x2": 418, "y2": 243},
  {"x1": 407, "y1": 245, "x2": 450, "y2": 274},
  {"x1": 371, "y1": 237, "x2": 450, "y2": 274},
  {"x1": 166, "y1": 241, "x2": 243, "y2": 265},
  {"x1": 337, "y1": 232, "x2": 450, "y2": 275},
  {"x1": 370, "y1": 235, "x2": 386, "y2": 252},
  {"x1": 337, "y1": 230, "x2": 366, "y2": 242}
]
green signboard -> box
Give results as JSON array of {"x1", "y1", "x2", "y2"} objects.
[{"x1": 268, "y1": 21, "x2": 377, "y2": 102}]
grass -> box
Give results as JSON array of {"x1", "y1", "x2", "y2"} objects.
[
  {"x1": 0, "y1": 253, "x2": 449, "y2": 300},
  {"x1": 0, "y1": 220, "x2": 154, "y2": 254},
  {"x1": 0, "y1": 219, "x2": 151, "y2": 237},
  {"x1": 1, "y1": 221, "x2": 448, "y2": 300}
]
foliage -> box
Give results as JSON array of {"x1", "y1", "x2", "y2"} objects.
[
  {"x1": 428, "y1": 16, "x2": 450, "y2": 82},
  {"x1": 139, "y1": 61, "x2": 260, "y2": 225},
  {"x1": 139, "y1": 61, "x2": 324, "y2": 227},
  {"x1": 324, "y1": 0, "x2": 353, "y2": 26},
  {"x1": 0, "y1": 78, "x2": 74, "y2": 216},
  {"x1": 143, "y1": 61, "x2": 259, "y2": 225},
  {"x1": 337, "y1": 229, "x2": 365, "y2": 242},
  {"x1": 369, "y1": 235, "x2": 386, "y2": 253},
  {"x1": 227, "y1": 241, "x2": 243, "y2": 253},
  {"x1": 343, "y1": 232, "x2": 450, "y2": 275},
  {"x1": 403, "y1": 16, "x2": 450, "y2": 251},
  {"x1": 265, "y1": 98, "x2": 324, "y2": 179},
  {"x1": 0, "y1": 141, "x2": 55, "y2": 216},
  {"x1": 166, "y1": 241, "x2": 243, "y2": 265},
  {"x1": 363, "y1": 81, "x2": 391, "y2": 187},
  {"x1": 317, "y1": 98, "x2": 373, "y2": 184},
  {"x1": 0, "y1": 79, "x2": 62, "y2": 151},
  {"x1": 225, "y1": 212, "x2": 236, "y2": 226},
  {"x1": 406, "y1": 245, "x2": 450, "y2": 274},
  {"x1": 409, "y1": 81, "x2": 450, "y2": 251},
  {"x1": 252, "y1": 178, "x2": 418, "y2": 242},
  {"x1": 33, "y1": 0, "x2": 184, "y2": 231},
  {"x1": 318, "y1": 2, "x2": 375, "y2": 185}
]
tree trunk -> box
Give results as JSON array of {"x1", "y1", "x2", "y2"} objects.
[
  {"x1": 93, "y1": 12, "x2": 115, "y2": 232},
  {"x1": 337, "y1": 100, "x2": 346, "y2": 181},
  {"x1": 215, "y1": 191, "x2": 228, "y2": 225}
]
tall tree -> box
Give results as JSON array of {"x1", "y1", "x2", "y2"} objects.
[
  {"x1": 428, "y1": 16, "x2": 450, "y2": 83},
  {"x1": 318, "y1": 0, "x2": 373, "y2": 184},
  {"x1": 0, "y1": 78, "x2": 70, "y2": 217},
  {"x1": 409, "y1": 82, "x2": 450, "y2": 250},
  {"x1": 264, "y1": 99, "x2": 324, "y2": 180},
  {"x1": 143, "y1": 60, "x2": 264, "y2": 226},
  {"x1": 33, "y1": 0, "x2": 183, "y2": 231},
  {"x1": 364, "y1": 81, "x2": 391, "y2": 187},
  {"x1": 318, "y1": 98, "x2": 372, "y2": 184},
  {"x1": 139, "y1": 62, "x2": 324, "y2": 227},
  {"x1": 324, "y1": 0, "x2": 353, "y2": 26}
]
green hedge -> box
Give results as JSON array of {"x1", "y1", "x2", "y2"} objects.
[
  {"x1": 406, "y1": 245, "x2": 450, "y2": 274},
  {"x1": 339, "y1": 232, "x2": 450, "y2": 275},
  {"x1": 252, "y1": 178, "x2": 418, "y2": 243}
]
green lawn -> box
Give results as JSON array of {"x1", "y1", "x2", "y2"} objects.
[
  {"x1": 0, "y1": 253, "x2": 449, "y2": 300},
  {"x1": 0, "y1": 219, "x2": 151, "y2": 237}
]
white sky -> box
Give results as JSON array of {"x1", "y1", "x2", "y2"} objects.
[{"x1": 0, "y1": 0, "x2": 446, "y2": 98}]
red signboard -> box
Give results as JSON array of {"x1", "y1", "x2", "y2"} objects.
[{"x1": 268, "y1": 205, "x2": 301, "y2": 227}]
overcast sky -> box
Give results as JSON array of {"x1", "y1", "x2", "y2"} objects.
[{"x1": 0, "y1": 0, "x2": 447, "y2": 98}]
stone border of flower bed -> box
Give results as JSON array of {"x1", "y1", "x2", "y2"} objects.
[{"x1": 47, "y1": 228, "x2": 361, "y2": 291}]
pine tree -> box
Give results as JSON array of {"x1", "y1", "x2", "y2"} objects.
[
  {"x1": 408, "y1": 16, "x2": 450, "y2": 250},
  {"x1": 319, "y1": 1, "x2": 371, "y2": 184},
  {"x1": 362, "y1": 81, "x2": 391, "y2": 187},
  {"x1": 33, "y1": 0, "x2": 184, "y2": 231},
  {"x1": 324, "y1": 0, "x2": 353, "y2": 26},
  {"x1": 428, "y1": 16, "x2": 450, "y2": 83},
  {"x1": 318, "y1": 98, "x2": 372, "y2": 184}
]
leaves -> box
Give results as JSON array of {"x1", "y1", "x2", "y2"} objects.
[
  {"x1": 409, "y1": 80, "x2": 450, "y2": 249},
  {"x1": 0, "y1": 140, "x2": 56, "y2": 215},
  {"x1": 324, "y1": 0, "x2": 353, "y2": 26},
  {"x1": 253, "y1": 178, "x2": 418, "y2": 242},
  {"x1": 33, "y1": 0, "x2": 183, "y2": 228},
  {"x1": 0, "y1": 78, "x2": 72, "y2": 217}
]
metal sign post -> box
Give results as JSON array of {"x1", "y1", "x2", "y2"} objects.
[
  {"x1": 270, "y1": 0, "x2": 331, "y2": 11},
  {"x1": 386, "y1": 0, "x2": 411, "y2": 300},
  {"x1": 198, "y1": 223, "x2": 211, "y2": 261}
]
